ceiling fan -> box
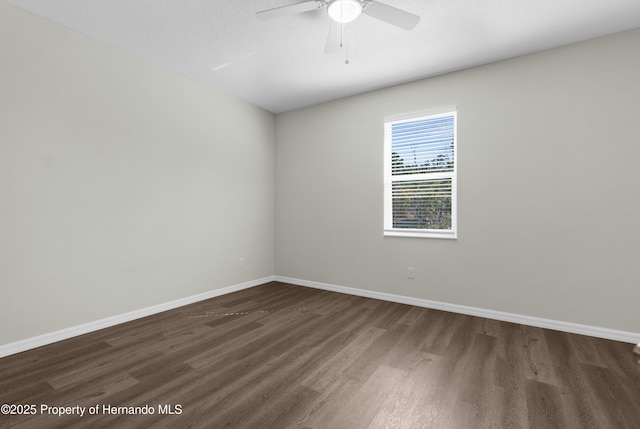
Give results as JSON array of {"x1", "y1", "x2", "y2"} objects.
[{"x1": 257, "y1": 0, "x2": 420, "y2": 54}]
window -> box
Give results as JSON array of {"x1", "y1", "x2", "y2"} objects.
[{"x1": 384, "y1": 108, "x2": 457, "y2": 239}]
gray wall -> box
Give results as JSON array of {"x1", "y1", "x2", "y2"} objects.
[
  {"x1": 275, "y1": 28, "x2": 640, "y2": 333},
  {"x1": 0, "y1": 2, "x2": 275, "y2": 345},
  {"x1": 2, "y1": 0, "x2": 638, "y2": 348}
]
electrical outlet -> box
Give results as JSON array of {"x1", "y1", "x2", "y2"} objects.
[
  {"x1": 408, "y1": 267, "x2": 415, "y2": 279},
  {"x1": 239, "y1": 257, "x2": 245, "y2": 268}
]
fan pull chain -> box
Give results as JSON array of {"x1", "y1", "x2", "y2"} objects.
[{"x1": 341, "y1": 22, "x2": 350, "y2": 65}]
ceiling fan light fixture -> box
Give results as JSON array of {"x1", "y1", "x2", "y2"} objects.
[{"x1": 327, "y1": 0, "x2": 362, "y2": 23}]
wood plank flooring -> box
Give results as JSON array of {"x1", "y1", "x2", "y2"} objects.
[{"x1": 1, "y1": 281, "x2": 639, "y2": 428}]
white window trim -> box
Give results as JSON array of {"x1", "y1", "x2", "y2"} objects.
[{"x1": 384, "y1": 107, "x2": 457, "y2": 239}]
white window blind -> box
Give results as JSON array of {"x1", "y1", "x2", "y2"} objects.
[{"x1": 384, "y1": 109, "x2": 457, "y2": 238}]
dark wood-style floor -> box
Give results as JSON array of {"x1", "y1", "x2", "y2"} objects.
[{"x1": 1, "y1": 282, "x2": 639, "y2": 429}]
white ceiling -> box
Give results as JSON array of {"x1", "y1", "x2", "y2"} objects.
[{"x1": 6, "y1": 0, "x2": 640, "y2": 113}]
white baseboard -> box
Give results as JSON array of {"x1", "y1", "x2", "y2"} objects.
[
  {"x1": 0, "y1": 276, "x2": 276, "y2": 359},
  {"x1": 4, "y1": 274, "x2": 637, "y2": 359},
  {"x1": 275, "y1": 276, "x2": 640, "y2": 344}
]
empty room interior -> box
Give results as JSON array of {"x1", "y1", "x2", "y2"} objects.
[{"x1": 1, "y1": 0, "x2": 640, "y2": 428}]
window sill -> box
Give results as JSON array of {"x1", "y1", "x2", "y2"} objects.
[{"x1": 384, "y1": 229, "x2": 457, "y2": 239}]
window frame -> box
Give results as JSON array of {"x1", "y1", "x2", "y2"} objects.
[{"x1": 383, "y1": 107, "x2": 457, "y2": 239}]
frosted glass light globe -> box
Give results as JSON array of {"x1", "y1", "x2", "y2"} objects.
[{"x1": 327, "y1": 0, "x2": 362, "y2": 23}]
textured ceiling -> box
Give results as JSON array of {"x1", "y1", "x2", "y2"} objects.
[{"x1": 6, "y1": 0, "x2": 640, "y2": 113}]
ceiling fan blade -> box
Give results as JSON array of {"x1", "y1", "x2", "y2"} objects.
[
  {"x1": 363, "y1": 1, "x2": 420, "y2": 30},
  {"x1": 325, "y1": 20, "x2": 343, "y2": 53},
  {"x1": 256, "y1": 0, "x2": 322, "y2": 20}
]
